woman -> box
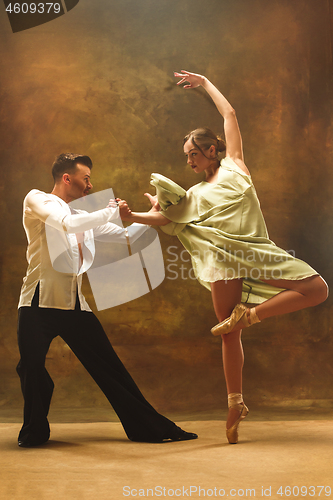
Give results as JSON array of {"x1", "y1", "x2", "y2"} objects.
[{"x1": 119, "y1": 70, "x2": 328, "y2": 444}]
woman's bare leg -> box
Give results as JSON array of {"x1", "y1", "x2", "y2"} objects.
[
  {"x1": 210, "y1": 275, "x2": 328, "y2": 433},
  {"x1": 224, "y1": 275, "x2": 328, "y2": 334},
  {"x1": 254, "y1": 275, "x2": 328, "y2": 320},
  {"x1": 211, "y1": 279, "x2": 245, "y2": 429}
]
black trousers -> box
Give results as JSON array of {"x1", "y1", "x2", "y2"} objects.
[{"x1": 16, "y1": 287, "x2": 175, "y2": 443}]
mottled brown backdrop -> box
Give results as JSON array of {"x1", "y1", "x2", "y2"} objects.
[{"x1": 0, "y1": 0, "x2": 332, "y2": 419}]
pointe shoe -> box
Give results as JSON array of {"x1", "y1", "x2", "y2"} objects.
[
  {"x1": 226, "y1": 403, "x2": 249, "y2": 444},
  {"x1": 211, "y1": 304, "x2": 260, "y2": 336}
]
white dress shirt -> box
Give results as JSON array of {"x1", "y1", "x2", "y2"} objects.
[{"x1": 18, "y1": 189, "x2": 141, "y2": 311}]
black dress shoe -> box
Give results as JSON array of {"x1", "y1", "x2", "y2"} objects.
[
  {"x1": 130, "y1": 425, "x2": 198, "y2": 443},
  {"x1": 164, "y1": 425, "x2": 198, "y2": 442},
  {"x1": 18, "y1": 438, "x2": 48, "y2": 448}
]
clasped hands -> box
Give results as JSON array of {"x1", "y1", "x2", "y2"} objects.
[
  {"x1": 107, "y1": 198, "x2": 132, "y2": 220},
  {"x1": 107, "y1": 193, "x2": 160, "y2": 221}
]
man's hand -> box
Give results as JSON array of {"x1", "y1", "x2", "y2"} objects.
[
  {"x1": 107, "y1": 198, "x2": 119, "y2": 208},
  {"x1": 117, "y1": 199, "x2": 132, "y2": 220}
]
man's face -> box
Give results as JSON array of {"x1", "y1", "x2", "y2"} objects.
[{"x1": 67, "y1": 163, "x2": 93, "y2": 201}]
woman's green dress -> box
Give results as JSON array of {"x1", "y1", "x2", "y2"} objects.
[{"x1": 150, "y1": 157, "x2": 318, "y2": 304}]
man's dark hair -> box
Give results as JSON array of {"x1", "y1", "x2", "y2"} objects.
[{"x1": 52, "y1": 153, "x2": 93, "y2": 182}]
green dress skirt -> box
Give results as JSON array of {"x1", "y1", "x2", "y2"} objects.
[{"x1": 150, "y1": 157, "x2": 318, "y2": 304}]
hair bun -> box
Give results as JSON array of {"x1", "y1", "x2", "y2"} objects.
[{"x1": 216, "y1": 136, "x2": 226, "y2": 153}]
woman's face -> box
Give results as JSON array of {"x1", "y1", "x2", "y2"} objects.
[{"x1": 183, "y1": 139, "x2": 216, "y2": 174}]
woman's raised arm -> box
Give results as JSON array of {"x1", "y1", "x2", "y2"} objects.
[{"x1": 174, "y1": 70, "x2": 249, "y2": 174}]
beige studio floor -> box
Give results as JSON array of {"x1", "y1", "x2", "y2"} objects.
[{"x1": 0, "y1": 408, "x2": 332, "y2": 500}]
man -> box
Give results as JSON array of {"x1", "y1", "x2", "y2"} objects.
[{"x1": 16, "y1": 153, "x2": 197, "y2": 447}]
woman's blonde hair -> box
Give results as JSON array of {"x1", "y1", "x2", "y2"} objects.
[{"x1": 183, "y1": 127, "x2": 226, "y2": 158}]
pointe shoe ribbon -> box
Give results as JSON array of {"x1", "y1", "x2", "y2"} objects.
[{"x1": 211, "y1": 303, "x2": 260, "y2": 336}]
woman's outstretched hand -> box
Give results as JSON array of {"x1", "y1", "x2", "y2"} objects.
[
  {"x1": 174, "y1": 70, "x2": 206, "y2": 89},
  {"x1": 144, "y1": 192, "x2": 161, "y2": 212}
]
